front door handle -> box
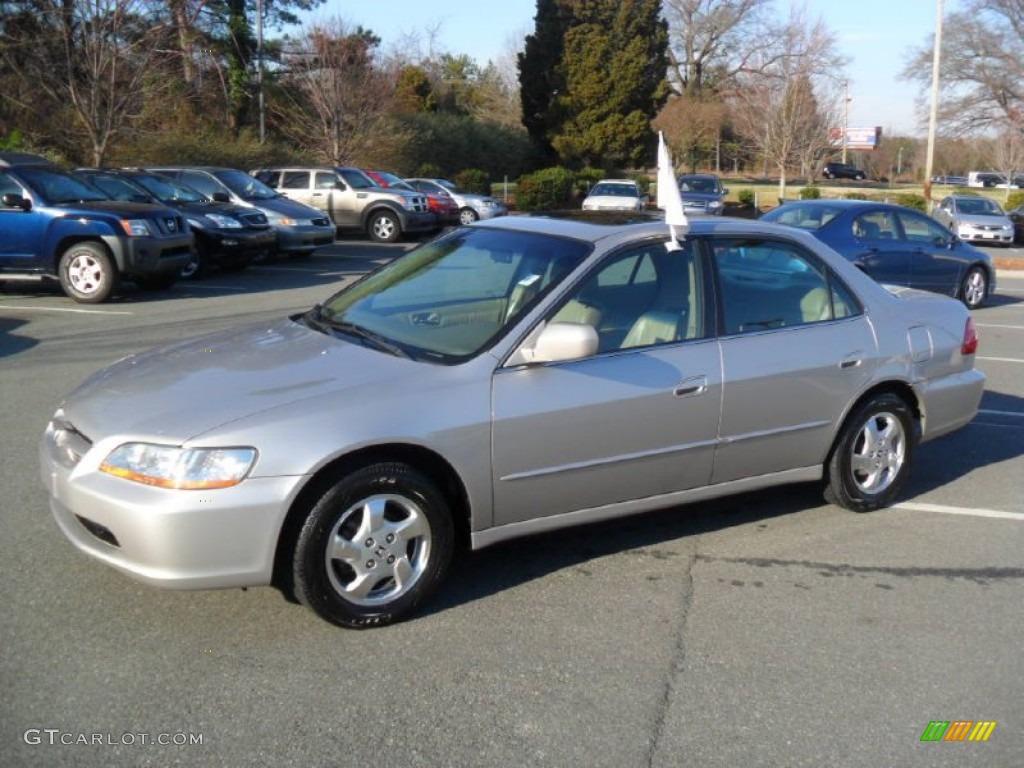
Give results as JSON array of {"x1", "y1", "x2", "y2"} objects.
[
  {"x1": 839, "y1": 351, "x2": 864, "y2": 370},
  {"x1": 674, "y1": 375, "x2": 707, "y2": 397}
]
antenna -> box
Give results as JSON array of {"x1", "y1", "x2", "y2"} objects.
[{"x1": 656, "y1": 132, "x2": 689, "y2": 251}]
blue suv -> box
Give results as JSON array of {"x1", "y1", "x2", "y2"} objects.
[{"x1": 0, "y1": 153, "x2": 193, "y2": 302}]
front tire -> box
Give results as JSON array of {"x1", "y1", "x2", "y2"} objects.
[
  {"x1": 292, "y1": 462, "x2": 455, "y2": 628},
  {"x1": 959, "y1": 266, "x2": 987, "y2": 309},
  {"x1": 369, "y1": 211, "x2": 401, "y2": 243},
  {"x1": 825, "y1": 394, "x2": 916, "y2": 512},
  {"x1": 58, "y1": 242, "x2": 116, "y2": 303}
]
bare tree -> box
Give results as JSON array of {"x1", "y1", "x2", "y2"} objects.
[
  {"x1": 1, "y1": 0, "x2": 173, "y2": 165},
  {"x1": 729, "y1": 7, "x2": 845, "y2": 200},
  {"x1": 901, "y1": 0, "x2": 1024, "y2": 136},
  {"x1": 271, "y1": 18, "x2": 394, "y2": 164},
  {"x1": 990, "y1": 122, "x2": 1024, "y2": 201},
  {"x1": 663, "y1": 0, "x2": 801, "y2": 95},
  {"x1": 652, "y1": 93, "x2": 727, "y2": 171}
]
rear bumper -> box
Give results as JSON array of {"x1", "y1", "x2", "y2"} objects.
[{"x1": 915, "y1": 367, "x2": 986, "y2": 443}]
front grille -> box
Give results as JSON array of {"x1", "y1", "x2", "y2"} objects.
[
  {"x1": 153, "y1": 214, "x2": 185, "y2": 235},
  {"x1": 311, "y1": 217, "x2": 330, "y2": 227},
  {"x1": 239, "y1": 212, "x2": 268, "y2": 227},
  {"x1": 75, "y1": 515, "x2": 120, "y2": 548}
]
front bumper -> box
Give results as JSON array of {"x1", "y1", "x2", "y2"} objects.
[
  {"x1": 400, "y1": 210, "x2": 439, "y2": 233},
  {"x1": 957, "y1": 226, "x2": 1013, "y2": 245},
  {"x1": 103, "y1": 233, "x2": 193, "y2": 276},
  {"x1": 274, "y1": 224, "x2": 335, "y2": 254},
  {"x1": 40, "y1": 423, "x2": 303, "y2": 589},
  {"x1": 200, "y1": 227, "x2": 277, "y2": 259}
]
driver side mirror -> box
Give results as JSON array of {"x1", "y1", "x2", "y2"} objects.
[
  {"x1": 211, "y1": 191, "x2": 229, "y2": 203},
  {"x1": 511, "y1": 321, "x2": 599, "y2": 366},
  {"x1": 2, "y1": 192, "x2": 31, "y2": 211}
]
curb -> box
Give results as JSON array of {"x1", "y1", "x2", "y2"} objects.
[{"x1": 993, "y1": 256, "x2": 1024, "y2": 271}]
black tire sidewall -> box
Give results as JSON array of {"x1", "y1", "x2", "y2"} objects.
[
  {"x1": 826, "y1": 394, "x2": 916, "y2": 512},
  {"x1": 59, "y1": 242, "x2": 116, "y2": 303},
  {"x1": 292, "y1": 463, "x2": 454, "y2": 628}
]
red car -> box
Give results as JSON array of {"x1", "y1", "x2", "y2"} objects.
[{"x1": 365, "y1": 170, "x2": 458, "y2": 228}]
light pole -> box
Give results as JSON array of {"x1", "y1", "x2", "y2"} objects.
[
  {"x1": 842, "y1": 81, "x2": 851, "y2": 164},
  {"x1": 923, "y1": 0, "x2": 945, "y2": 203},
  {"x1": 257, "y1": 0, "x2": 265, "y2": 144}
]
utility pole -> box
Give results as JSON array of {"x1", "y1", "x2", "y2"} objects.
[{"x1": 923, "y1": 0, "x2": 944, "y2": 204}]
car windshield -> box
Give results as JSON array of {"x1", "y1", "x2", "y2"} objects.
[
  {"x1": 957, "y1": 197, "x2": 1003, "y2": 216},
  {"x1": 590, "y1": 183, "x2": 639, "y2": 198},
  {"x1": 679, "y1": 177, "x2": 719, "y2": 193},
  {"x1": 762, "y1": 203, "x2": 843, "y2": 230},
  {"x1": 84, "y1": 174, "x2": 152, "y2": 203},
  {"x1": 21, "y1": 168, "x2": 109, "y2": 203},
  {"x1": 373, "y1": 171, "x2": 411, "y2": 189},
  {"x1": 340, "y1": 169, "x2": 375, "y2": 189},
  {"x1": 314, "y1": 227, "x2": 590, "y2": 362},
  {"x1": 217, "y1": 169, "x2": 279, "y2": 200},
  {"x1": 134, "y1": 174, "x2": 204, "y2": 203}
]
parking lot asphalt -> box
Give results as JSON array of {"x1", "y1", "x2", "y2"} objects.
[{"x1": 1, "y1": 240, "x2": 1022, "y2": 767}]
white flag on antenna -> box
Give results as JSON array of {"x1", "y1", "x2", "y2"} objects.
[{"x1": 656, "y1": 131, "x2": 688, "y2": 250}]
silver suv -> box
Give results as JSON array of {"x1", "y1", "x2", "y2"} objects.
[{"x1": 253, "y1": 167, "x2": 435, "y2": 243}]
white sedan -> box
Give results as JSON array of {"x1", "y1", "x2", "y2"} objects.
[{"x1": 582, "y1": 179, "x2": 647, "y2": 212}]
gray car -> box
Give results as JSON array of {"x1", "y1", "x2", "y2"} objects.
[
  {"x1": 41, "y1": 214, "x2": 985, "y2": 628},
  {"x1": 932, "y1": 194, "x2": 1015, "y2": 247},
  {"x1": 678, "y1": 174, "x2": 728, "y2": 215},
  {"x1": 405, "y1": 177, "x2": 508, "y2": 224}
]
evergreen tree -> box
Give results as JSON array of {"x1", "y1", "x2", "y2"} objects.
[{"x1": 518, "y1": 0, "x2": 669, "y2": 169}]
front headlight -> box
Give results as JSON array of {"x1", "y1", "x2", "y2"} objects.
[
  {"x1": 205, "y1": 213, "x2": 243, "y2": 229},
  {"x1": 119, "y1": 219, "x2": 152, "y2": 236},
  {"x1": 99, "y1": 443, "x2": 257, "y2": 490}
]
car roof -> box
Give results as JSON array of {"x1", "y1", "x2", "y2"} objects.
[
  {"x1": 474, "y1": 210, "x2": 827, "y2": 247},
  {"x1": 593, "y1": 179, "x2": 639, "y2": 185},
  {"x1": 0, "y1": 151, "x2": 58, "y2": 168}
]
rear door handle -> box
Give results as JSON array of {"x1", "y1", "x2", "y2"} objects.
[{"x1": 673, "y1": 376, "x2": 707, "y2": 397}]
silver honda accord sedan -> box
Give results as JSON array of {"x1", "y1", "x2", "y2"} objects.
[{"x1": 41, "y1": 213, "x2": 985, "y2": 628}]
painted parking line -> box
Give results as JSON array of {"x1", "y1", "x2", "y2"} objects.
[
  {"x1": 0, "y1": 305, "x2": 133, "y2": 315},
  {"x1": 894, "y1": 502, "x2": 1024, "y2": 521},
  {"x1": 978, "y1": 356, "x2": 1024, "y2": 363},
  {"x1": 180, "y1": 283, "x2": 250, "y2": 292},
  {"x1": 978, "y1": 409, "x2": 1024, "y2": 418},
  {"x1": 976, "y1": 323, "x2": 1024, "y2": 329}
]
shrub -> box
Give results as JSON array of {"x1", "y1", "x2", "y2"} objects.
[
  {"x1": 736, "y1": 188, "x2": 755, "y2": 206},
  {"x1": 515, "y1": 167, "x2": 576, "y2": 211},
  {"x1": 800, "y1": 185, "x2": 821, "y2": 200},
  {"x1": 416, "y1": 162, "x2": 441, "y2": 178},
  {"x1": 575, "y1": 167, "x2": 605, "y2": 194},
  {"x1": 454, "y1": 168, "x2": 490, "y2": 195},
  {"x1": 1005, "y1": 190, "x2": 1024, "y2": 210},
  {"x1": 844, "y1": 192, "x2": 868, "y2": 200},
  {"x1": 895, "y1": 193, "x2": 927, "y2": 212}
]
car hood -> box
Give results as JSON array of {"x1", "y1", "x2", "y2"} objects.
[
  {"x1": 63, "y1": 200, "x2": 173, "y2": 216},
  {"x1": 955, "y1": 213, "x2": 1011, "y2": 226},
  {"x1": 247, "y1": 195, "x2": 326, "y2": 219},
  {"x1": 584, "y1": 194, "x2": 640, "y2": 208},
  {"x1": 679, "y1": 191, "x2": 723, "y2": 202},
  {"x1": 60, "y1": 318, "x2": 420, "y2": 444}
]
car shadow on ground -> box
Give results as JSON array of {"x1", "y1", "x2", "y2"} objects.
[
  {"x1": 983, "y1": 291, "x2": 1022, "y2": 308},
  {"x1": 427, "y1": 483, "x2": 827, "y2": 618},
  {"x1": 0, "y1": 242, "x2": 410, "y2": 305},
  {"x1": 0, "y1": 317, "x2": 38, "y2": 358}
]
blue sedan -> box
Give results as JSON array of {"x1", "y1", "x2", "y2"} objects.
[{"x1": 761, "y1": 200, "x2": 995, "y2": 308}]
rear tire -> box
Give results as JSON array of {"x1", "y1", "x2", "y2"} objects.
[
  {"x1": 292, "y1": 462, "x2": 454, "y2": 628},
  {"x1": 824, "y1": 394, "x2": 916, "y2": 512},
  {"x1": 58, "y1": 242, "x2": 116, "y2": 303},
  {"x1": 459, "y1": 207, "x2": 479, "y2": 225}
]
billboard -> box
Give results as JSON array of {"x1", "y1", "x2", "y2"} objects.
[{"x1": 828, "y1": 126, "x2": 882, "y2": 150}]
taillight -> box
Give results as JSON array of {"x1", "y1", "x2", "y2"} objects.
[{"x1": 961, "y1": 316, "x2": 978, "y2": 355}]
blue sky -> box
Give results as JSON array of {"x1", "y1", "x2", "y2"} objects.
[{"x1": 297, "y1": 0, "x2": 958, "y2": 137}]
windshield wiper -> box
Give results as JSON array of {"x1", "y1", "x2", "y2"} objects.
[{"x1": 328, "y1": 319, "x2": 411, "y2": 359}]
